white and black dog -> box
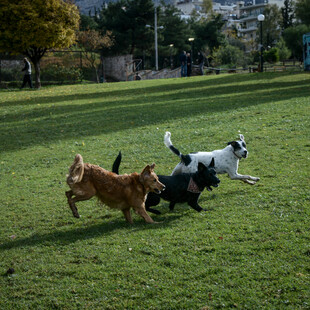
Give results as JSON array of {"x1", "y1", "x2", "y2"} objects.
[{"x1": 164, "y1": 131, "x2": 260, "y2": 185}]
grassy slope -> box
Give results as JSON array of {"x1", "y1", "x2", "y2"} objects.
[{"x1": 0, "y1": 72, "x2": 309, "y2": 309}]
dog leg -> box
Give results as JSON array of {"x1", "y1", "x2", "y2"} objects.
[
  {"x1": 134, "y1": 206, "x2": 155, "y2": 223},
  {"x1": 188, "y1": 196, "x2": 205, "y2": 212},
  {"x1": 145, "y1": 193, "x2": 161, "y2": 214},
  {"x1": 122, "y1": 209, "x2": 133, "y2": 224},
  {"x1": 146, "y1": 207, "x2": 161, "y2": 215},
  {"x1": 228, "y1": 172, "x2": 260, "y2": 185},
  {"x1": 169, "y1": 202, "x2": 176, "y2": 211},
  {"x1": 66, "y1": 190, "x2": 96, "y2": 218},
  {"x1": 66, "y1": 190, "x2": 80, "y2": 218},
  {"x1": 188, "y1": 202, "x2": 205, "y2": 212}
]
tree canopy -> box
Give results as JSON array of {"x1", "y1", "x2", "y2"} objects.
[
  {"x1": 295, "y1": 0, "x2": 310, "y2": 26},
  {"x1": 0, "y1": 0, "x2": 80, "y2": 88},
  {"x1": 98, "y1": 0, "x2": 154, "y2": 55}
]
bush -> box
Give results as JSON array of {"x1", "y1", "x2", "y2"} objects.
[
  {"x1": 212, "y1": 44, "x2": 248, "y2": 67},
  {"x1": 276, "y1": 37, "x2": 291, "y2": 62},
  {"x1": 263, "y1": 47, "x2": 280, "y2": 63},
  {"x1": 40, "y1": 64, "x2": 82, "y2": 83},
  {"x1": 0, "y1": 67, "x2": 23, "y2": 82}
]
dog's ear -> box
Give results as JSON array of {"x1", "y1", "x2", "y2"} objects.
[
  {"x1": 239, "y1": 134, "x2": 245, "y2": 141},
  {"x1": 150, "y1": 163, "x2": 156, "y2": 171},
  {"x1": 198, "y1": 162, "x2": 207, "y2": 171},
  {"x1": 141, "y1": 164, "x2": 151, "y2": 176},
  {"x1": 209, "y1": 157, "x2": 215, "y2": 168},
  {"x1": 227, "y1": 141, "x2": 237, "y2": 146}
]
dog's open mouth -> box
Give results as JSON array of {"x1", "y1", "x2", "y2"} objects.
[
  {"x1": 154, "y1": 189, "x2": 162, "y2": 194},
  {"x1": 207, "y1": 183, "x2": 219, "y2": 192}
]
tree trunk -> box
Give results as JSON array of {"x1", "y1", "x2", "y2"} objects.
[
  {"x1": 33, "y1": 60, "x2": 41, "y2": 89},
  {"x1": 25, "y1": 47, "x2": 46, "y2": 89}
]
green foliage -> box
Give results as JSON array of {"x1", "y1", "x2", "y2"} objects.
[
  {"x1": 0, "y1": 0, "x2": 80, "y2": 54},
  {"x1": 295, "y1": 0, "x2": 310, "y2": 26},
  {"x1": 259, "y1": 4, "x2": 282, "y2": 47},
  {"x1": 281, "y1": 0, "x2": 295, "y2": 30},
  {"x1": 276, "y1": 37, "x2": 291, "y2": 62},
  {"x1": 263, "y1": 47, "x2": 280, "y2": 63},
  {"x1": 80, "y1": 14, "x2": 99, "y2": 31},
  {"x1": 283, "y1": 24, "x2": 310, "y2": 59},
  {"x1": 158, "y1": 4, "x2": 192, "y2": 56},
  {"x1": 98, "y1": 0, "x2": 154, "y2": 55},
  {"x1": 0, "y1": 0, "x2": 80, "y2": 88},
  {"x1": 212, "y1": 44, "x2": 246, "y2": 67},
  {"x1": 0, "y1": 73, "x2": 309, "y2": 309},
  {"x1": 190, "y1": 14, "x2": 225, "y2": 54},
  {"x1": 40, "y1": 64, "x2": 82, "y2": 83},
  {"x1": 201, "y1": 0, "x2": 213, "y2": 14}
]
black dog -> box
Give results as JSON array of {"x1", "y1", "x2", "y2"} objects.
[{"x1": 112, "y1": 152, "x2": 220, "y2": 214}]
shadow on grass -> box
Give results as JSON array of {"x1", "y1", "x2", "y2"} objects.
[
  {"x1": 0, "y1": 73, "x2": 276, "y2": 107},
  {"x1": 0, "y1": 214, "x2": 183, "y2": 251},
  {"x1": 1, "y1": 73, "x2": 309, "y2": 152}
]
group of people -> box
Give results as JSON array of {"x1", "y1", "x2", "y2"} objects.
[{"x1": 180, "y1": 51, "x2": 205, "y2": 77}]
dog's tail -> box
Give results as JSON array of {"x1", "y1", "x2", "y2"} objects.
[
  {"x1": 112, "y1": 151, "x2": 122, "y2": 174},
  {"x1": 67, "y1": 154, "x2": 84, "y2": 184},
  {"x1": 164, "y1": 131, "x2": 182, "y2": 157},
  {"x1": 164, "y1": 131, "x2": 190, "y2": 164}
]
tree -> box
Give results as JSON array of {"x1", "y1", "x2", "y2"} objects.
[
  {"x1": 295, "y1": 0, "x2": 310, "y2": 26},
  {"x1": 98, "y1": 0, "x2": 154, "y2": 56},
  {"x1": 158, "y1": 4, "x2": 192, "y2": 60},
  {"x1": 201, "y1": 0, "x2": 213, "y2": 14},
  {"x1": 263, "y1": 47, "x2": 279, "y2": 63},
  {"x1": 259, "y1": 4, "x2": 282, "y2": 48},
  {"x1": 276, "y1": 37, "x2": 291, "y2": 63},
  {"x1": 77, "y1": 29, "x2": 114, "y2": 83},
  {"x1": 281, "y1": 0, "x2": 294, "y2": 30},
  {"x1": 80, "y1": 14, "x2": 99, "y2": 31},
  {"x1": 190, "y1": 14, "x2": 225, "y2": 55},
  {"x1": 283, "y1": 24, "x2": 310, "y2": 60},
  {"x1": 212, "y1": 44, "x2": 245, "y2": 67},
  {"x1": 0, "y1": 0, "x2": 80, "y2": 88}
]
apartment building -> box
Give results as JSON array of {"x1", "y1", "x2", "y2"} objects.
[{"x1": 239, "y1": 0, "x2": 284, "y2": 43}]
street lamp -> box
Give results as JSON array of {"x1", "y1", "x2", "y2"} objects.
[
  {"x1": 146, "y1": 6, "x2": 164, "y2": 71},
  {"x1": 169, "y1": 44, "x2": 174, "y2": 69},
  {"x1": 257, "y1": 14, "x2": 265, "y2": 72},
  {"x1": 188, "y1": 38, "x2": 194, "y2": 64}
]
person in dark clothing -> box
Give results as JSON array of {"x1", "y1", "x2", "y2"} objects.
[
  {"x1": 21, "y1": 58, "x2": 33, "y2": 89},
  {"x1": 179, "y1": 51, "x2": 187, "y2": 77},
  {"x1": 186, "y1": 52, "x2": 192, "y2": 77}
]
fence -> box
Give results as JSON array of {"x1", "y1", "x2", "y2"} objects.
[{"x1": 0, "y1": 50, "x2": 104, "y2": 87}]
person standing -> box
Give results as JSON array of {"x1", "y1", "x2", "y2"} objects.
[
  {"x1": 179, "y1": 51, "x2": 187, "y2": 77},
  {"x1": 197, "y1": 51, "x2": 204, "y2": 75},
  {"x1": 186, "y1": 52, "x2": 192, "y2": 77},
  {"x1": 20, "y1": 57, "x2": 33, "y2": 89}
]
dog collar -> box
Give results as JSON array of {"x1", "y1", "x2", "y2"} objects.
[
  {"x1": 187, "y1": 177, "x2": 201, "y2": 193},
  {"x1": 232, "y1": 151, "x2": 242, "y2": 160}
]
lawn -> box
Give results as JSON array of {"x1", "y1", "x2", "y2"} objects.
[{"x1": 0, "y1": 72, "x2": 309, "y2": 309}]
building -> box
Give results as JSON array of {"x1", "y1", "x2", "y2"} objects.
[{"x1": 238, "y1": 0, "x2": 284, "y2": 47}]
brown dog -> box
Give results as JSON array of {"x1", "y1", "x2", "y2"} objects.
[{"x1": 65, "y1": 154, "x2": 165, "y2": 224}]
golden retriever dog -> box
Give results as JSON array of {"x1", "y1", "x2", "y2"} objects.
[{"x1": 65, "y1": 154, "x2": 165, "y2": 224}]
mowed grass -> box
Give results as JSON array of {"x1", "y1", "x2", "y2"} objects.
[{"x1": 0, "y1": 72, "x2": 309, "y2": 309}]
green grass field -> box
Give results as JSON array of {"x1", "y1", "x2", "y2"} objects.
[{"x1": 0, "y1": 72, "x2": 309, "y2": 309}]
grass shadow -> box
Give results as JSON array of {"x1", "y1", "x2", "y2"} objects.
[
  {"x1": 0, "y1": 214, "x2": 183, "y2": 251},
  {"x1": 1, "y1": 73, "x2": 309, "y2": 153}
]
